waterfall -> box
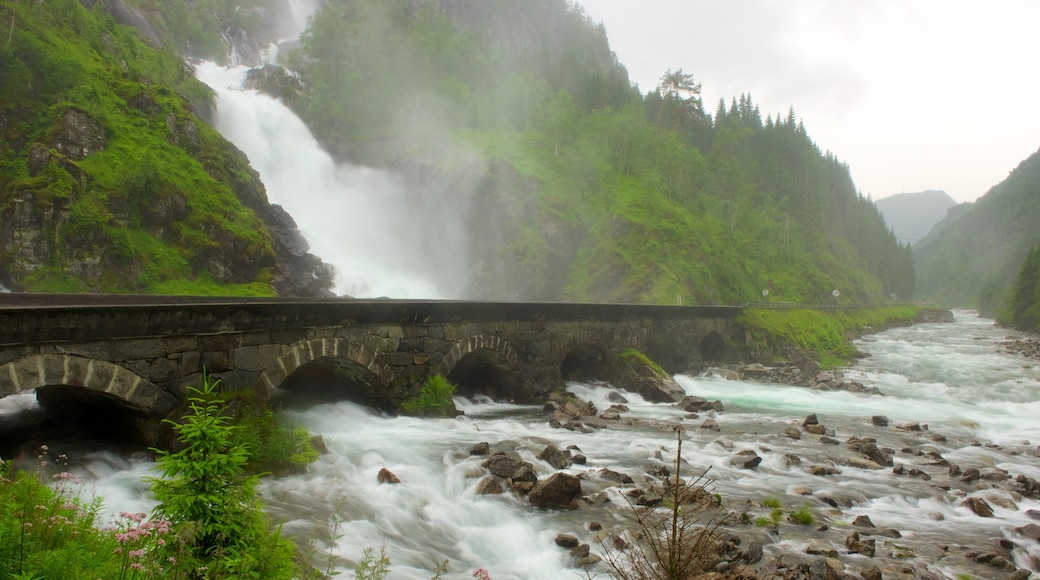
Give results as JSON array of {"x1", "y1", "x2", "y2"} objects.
[{"x1": 195, "y1": 0, "x2": 477, "y2": 298}]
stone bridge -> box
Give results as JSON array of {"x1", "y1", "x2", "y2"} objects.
[{"x1": 0, "y1": 295, "x2": 746, "y2": 436}]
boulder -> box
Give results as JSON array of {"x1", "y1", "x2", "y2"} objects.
[
  {"x1": 529, "y1": 473, "x2": 582, "y2": 507},
  {"x1": 615, "y1": 355, "x2": 685, "y2": 403},
  {"x1": 963, "y1": 497, "x2": 995, "y2": 517},
  {"x1": 483, "y1": 454, "x2": 529, "y2": 478},
  {"x1": 538, "y1": 444, "x2": 573, "y2": 470},
  {"x1": 470, "y1": 441, "x2": 491, "y2": 455},
  {"x1": 597, "y1": 468, "x2": 634, "y2": 485},
  {"x1": 554, "y1": 533, "x2": 580, "y2": 549},
  {"x1": 731, "y1": 450, "x2": 762, "y2": 470},
  {"x1": 475, "y1": 476, "x2": 503, "y2": 495}
]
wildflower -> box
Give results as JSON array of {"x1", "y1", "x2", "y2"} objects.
[{"x1": 472, "y1": 568, "x2": 491, "y2": 580}]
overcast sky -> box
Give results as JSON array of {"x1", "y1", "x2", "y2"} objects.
[{"x1": 575, "y1": 0, "x2": 1040, "y2": 203}]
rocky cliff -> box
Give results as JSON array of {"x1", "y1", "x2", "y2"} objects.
[{"x1": 0, "y1": 0, "x2": 333, "y2": 296}]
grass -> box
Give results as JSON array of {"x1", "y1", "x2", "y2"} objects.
[{"x1": 400, "y1": 374, "x2": 457, "y2": 417}]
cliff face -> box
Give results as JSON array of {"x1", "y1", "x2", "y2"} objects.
[{"x1": 0, "y1": 0, "x2": 333, "y2": 296}]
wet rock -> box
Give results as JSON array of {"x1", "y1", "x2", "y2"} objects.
[
  {"x1": 538, "y1": 444, "x2": 573, "y2": 470},
  {"x1": 309, "y1": 435, "x2": 329, "y2": 455},
  {"x1": 846, "y1": 436, "x2": 892, "y2": 467},
  {"x1": 791, "y1": 486, "x2": 813, "y2": 496},
  {"x1": 802, "y1": 413, "x2": 819, "y2": 427},
  {"x1": 897, "y1": 422, "x2": 923, "y2": 431},
  {"x1": 701, "y1": 418, "x2": 720, "y2": 431},
  {"x1": 963, "y1": 497, "x2": 995, "y2": 517},
  {"x1": 681, "y1": 395, "x2": 711, "y2": 412},
  {"x1": 1016, "y1": 523, "x2": 1040, "y2": 541},
  {"x1": 588, "y1": 521, "x2": 602, "y2": 531},
  {"x1": 483, "y1": 454, "x2": 528, "y2": 478},
  {"x1": 607, "y1": 391, "x2": 629, "y2": 404},
  {"x1": 861, "y1": 565, "x2": 883, "y2": 580},
  {"x1": 377, "y1": 467, "x2": 401, "y2": 484},
  {"x1": 1028, "y1": 509, "x2": 1040, "y2": 520},
  {"x1": 783, "y1": 425, "x2": 801, "y2": 440},
  {"x1": 470, "y1": 441, "x2": 490, "y2": 455},
  {"x1": 808, "y1": 465, "x2": 841, "y2": 476},
  {"x1": 845, "y1": 532, "x2": 876, "y2": 557},
  {"x1": 743, "y1": 539, "x2": 763, "y2": 563},
  {"x1": 597, "y1": 468, "x2": 634, "y2": 485},
  {"x1": 571, "y1": 453, "x2": 587, "y2": 465},
  {"x1": 783, "y1": 453, "x2": 803, "y2": 467},
  {"x1": 961, "y1": 467, "x2": 981, "y2": 482},
  {"x1": 819, "y1": 436, "x2": 840, "y2": 445},
  {"x1": 851, "y1": 515, "x2": 875, "y2": 528},
  {"x1": 731, "y1": 450, "x2": 762, "y2": 470},
  {"x1": 876, "y1": 528, "x2": 902, "y2": 538},
  {"x1": 804, "y1": 424, "x2": 826, "y2": 435},
  {"x1": 554, "y1": 533, "x2": 579, "y2": 549},
  {"x1": 528, "y1": 473, "x2": 582, "y2": 507},
  {"x1": 806, "y1": 557, "x2": 841, "y2": 580},
  {"x1": 475, "y1": 476, "x2": 503, "y2": 495},
  {"x1": 847, "y1": 457, "x2": 883, "y2": 470},
  {"x1": 511, "y1": 464, "x2": 538, "y2": 485},
  {"x1": 805, "y1": 543, "x2": 838, "y2": 558}
]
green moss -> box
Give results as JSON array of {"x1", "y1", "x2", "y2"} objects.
[
  {"x1": 618, "y1": 348, "x2": 667, "y2": 377},
  {"x1": 738, "y1": 306, "x2": 921, "y2": 367}
]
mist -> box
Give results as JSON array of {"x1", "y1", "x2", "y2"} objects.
[{"x1": 197, "y1": 0, "x2": 489, "y2": 299}]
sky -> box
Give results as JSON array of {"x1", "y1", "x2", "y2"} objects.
[{"x1": 575, "y1": 0, "x2": 1040, "y2": 203}]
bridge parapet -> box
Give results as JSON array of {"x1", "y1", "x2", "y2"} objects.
[{"x1": 0, "y1": 298, "x2": 746, "y2": 424}]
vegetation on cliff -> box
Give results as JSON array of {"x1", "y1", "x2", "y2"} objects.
[
  {"x1": 1003, "y1": 244, "x2": 1040, "y2": 332},
  {"x1": 914, "y1": 148, "x2": 1040, "y2": 313},
  {"x1": 282, "y1": 0, "x2": 914, "y2": 305},
  {"x1": 739, "y1": 306, "x2": 922, "y2": 368},
  {"x1": 0, "y1": 0, "x2": 331, "y2": 295}
]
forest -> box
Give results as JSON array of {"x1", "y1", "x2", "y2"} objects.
[{"x1": 282, "y1": 0, "x2": 914, "y2": 304}]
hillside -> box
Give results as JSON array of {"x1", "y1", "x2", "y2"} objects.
[
  {"x1": 281, "y1": 0, "x2": 913, "y2": 304},
  {"x1": 914, "y1": 148, "x2": 1040, "y2": 311},
  {"x1": 0, "y1": 0, "x2": 333, "y2": 295},
  {"x1": 875, "y1": 190, "x2": 956, "y2": 244},
  {"x1": 2, "y1": 0, "x2": 913, "y2": 305}
]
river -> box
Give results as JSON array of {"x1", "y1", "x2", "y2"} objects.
[{"x1": 3, "y1": 311, "x2": 1036, "y2": 578}]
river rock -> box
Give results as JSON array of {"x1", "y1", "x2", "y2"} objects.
[
  {"x1": 803, "y1": 413, "x2": 819, "y2": 427},
  {"x1": 528, "y1": 473, "x2": 582, "y2": 507},
  {"x1": 483, "y1": 454, "x2": 528, "y2": 478},
  {"x1": 861, "y1": 565, "x2": 883, "y2": 580},
  {"x1": 743, "y1": 539, "x2": 763, "y2": 563},
  {"x1": 511, "y1": 464, "x2": 538, "y2": 485},
  {"x1": 963, "y1": 497, "x2": 995, "y2": 517},
  {"x1": 701, "y1": 418, "x2": 720, "y2": 431},
  {"x1": 470, "y1": 441, "x2": 490, "y2": 455},
  {"x1": 851, "y1": 515, "x2": 875, "y2": 528},
  {"x1": 783, "y1": 425, "x2": 801, "y2": 439},
  {"x1": 475, "y1": 476, "x2": 503, "y2": 495},
  {"x1": 845, "y1": 532, "x2": 876, "y2": 556},
  {"x1": 846, "y1": 436, "x2": 892, "y2": 467},
  {"x1": 538, "y1": 444, "x2": 573, "y2": 469},
  {"x1": 872, "y1": 415, "x2": 890, "y2": 426},
  {"x1": 1016, "y1": 523, "x2": 1040, "y2": 541},
  {"x1": 607, "y1": 390, "x2": 629, "y2": 404},
  {"x1": 377, "y1": 467, "x2": 401, "y2": 484},
  {"x1": 597, "y1": 468, "x2": 634, "y2": 485},
  {"x1": 804, "y1": 424, "x2": 826, "y2": 435},
  {"x1": 309, "y1": 434, "x2": 329, "y2": 455},
  {"x1": 847, "y1": 457, "x2": 883, "y2": 470},
  {"x1": 731, "y1": 450, "x2": 762, "y2": 470},
  {"x1": 554, "y1": 533, "x2": 579, "y2": 548}
]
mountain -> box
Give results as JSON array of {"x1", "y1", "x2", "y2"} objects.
[
  {"x1": 2, "y1": 0, "x2": 914, "y2": 305},
  {"x1": 914, "y1": 148, "x2": 1040, "y2": 311},
  {"x1": 0, "y1": 0, "x2": 333, "y2": 295},
  {"x1": 875, "y1": 190, "x2": 956, "y2": 245}
]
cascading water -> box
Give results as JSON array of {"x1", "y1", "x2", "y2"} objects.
[{"x1": 32, "y1": 312, "x2": 1034, "y2": 578}]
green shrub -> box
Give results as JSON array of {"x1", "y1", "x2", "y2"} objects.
[
  {"x1": 789, "y1": 505, "x2": 814, "y2": 526},
  {"x1": 400, "y1": 375, "x2": 457, "y2": 417},
  {"x1": 150, "y1": 374, "x2": 299, "y2": 578}
]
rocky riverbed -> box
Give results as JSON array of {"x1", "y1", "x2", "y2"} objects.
[{"x1": 447, "y1": 381, "x2": 1039, "y2": 579}]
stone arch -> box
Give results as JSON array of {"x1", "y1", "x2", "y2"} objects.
[
  {"x1": 436, "y1": 334, "x2": 522, "y2": 401},
  {"x1": 256, "y1": 337, "x2": 393, "y2": 400},
  {"x1": 0, "y1": 354, "x2": 174, "y2": 417},
  {"x1": 700, "y1": 331, "x2": 728, "y2": 363}
]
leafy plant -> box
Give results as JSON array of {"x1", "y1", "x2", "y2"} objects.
[
  {"x1": 149, "y1": 373, "x2": 299, "y2": 578},
  {"x1": 400, "y1": 375, "x2": 457, "y2": 417},
  {"x1": 789, "y1": 504, "x2": 815, "y2": 526},
  {"x1": 352, "y1": 544, "x2": 390, "y2": 580}
]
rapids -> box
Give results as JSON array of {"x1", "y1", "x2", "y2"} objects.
[{"x1": 7, "y1": 311, "x2": 1034, "y2": 579}]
